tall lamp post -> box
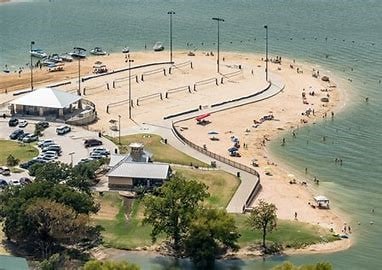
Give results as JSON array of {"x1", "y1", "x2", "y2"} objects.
[
  {"x1": 30, "y1": 41, "x2": 35, "y2": 90},
  {"x1": 264, "y1": 25, "x2": 269, "y2": 82},
  {"x1": 68, "y1": 152, "x2": 75, "y2": 167},
  {"x1": 128, "y1": 55, "x2": 134, "y2": 119},
  {"x1": 74, "y1": 47, "x2": 86, "y2": 96},
  {"x1": 212, "y1": 17, "x2": 225, "y2": 73},
  {"x1": 168, "y1": 10, "x2": 175, "y2": 63},
  {"x1": 118, "y1": 115, "x2": 121, "y2": 145}
]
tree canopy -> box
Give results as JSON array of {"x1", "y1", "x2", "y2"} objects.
[
  {"x1": 143, "y1": 174, "x2": 209, "y2": 252},
  {"x1": 84, "y1": 260, "x2": 140, "y2": 270},
  {"x1": 184, "y1": 208, "x2": 240, "y2": 268},
  {"x1": 0, "y1": 180, "x2": 101, "y2": 258},
  {"x1": 272, "y1": 261, "x2": 332, "y2": 270},
  {"x1": 247, "y1": 200, "x2": 277, "y2": 250}
]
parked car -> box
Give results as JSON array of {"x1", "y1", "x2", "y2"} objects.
[
  {"x1": 20, "y1": 159, "x2": 39, "y2": 169},
  {"x1": 42, "y1": 144, "x2": 62, "y2": 155},
  {"x1": 9, "y1": 179, "x2": 21, "y2": 186},
  {"x1": 84, "y1": 139, "x2": 103, "y2": 148},
  {"x1": 77, "y1": 157, "x2": 94, "y2": 165},
  {"x1": 38, "y1": 154, "x2": 56, "y2": 162},
  {"x1": 56, "y1": 125, "x2": 71, "y2": 135},
  {"x1": 8, "y1": 118, "x2": 19, "y2": 127},
  {"x1": 18, "y1": 120, "x2": 28, "y2": 128},
  {"x1": 89, "y1": 153, "x2": 105, "y2": 160},
  {"x1": 0, "y1": 179, "x2": 8, "y2": 189},
  {"x1": 0, "y1": 166, "x2": 11, "y2": 176},
  {"x1": 38, "y1": 139, "x2": 55, "y2": 148},
  {"x1": 19, "y1": 177, "x2": 32, "y2": 185},
  {"x1": 9, "y1": 129, "x2": 24, "y2": 140},
  {"x1": 91, "y1": 148, "x2": 110, "y2": 157},
  {"x1": 36, "y1": 121, "x2": 49, "y2": 129},
  {"x1": 42, "y1": 151, "x2": 58, "y2": 159},
  {"x1": 23, "y1": 134, "x2": 38, "y2": 143},
  {"x1": 18, "y1": 132, "x2": 30, "y2": 141}
]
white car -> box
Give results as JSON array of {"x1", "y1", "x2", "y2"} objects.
[
  {"x1": 10, "y1": 179, "x2": 21, "y2": 186},
  {"x1": 56, "y1": 125, "x2": 71, "y2": 135},
  {"x1": 38, "y1": 139, "x2": 55, "y2": 148},
  {"x1": 44, "y1": 151, "x2": 58, "y2": 159},
  {"x1": 18, "y1": 120, "x2": 28, "y2": 128}
]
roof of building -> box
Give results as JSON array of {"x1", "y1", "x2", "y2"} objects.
[
  {"x1": 109, "y1": 154, "x2": 128, "y2": 168},
  {"x1": 108, "y1": 162, "x2": 170, "y2": 179},
  {"x1": 0, "y1": 255, "x2": 29, "y2": 270},
  {"x1": 10, "y1": 87, "x2": 81, "y2": 109}
]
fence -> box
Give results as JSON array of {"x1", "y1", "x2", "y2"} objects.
[
  {"x1": 83, "y1": 82, "x2": 108, "y2": 95},
  {"x1": 220, "y1": 70, "x2": 243, "y2": 84},
  {"x1": 106, "y1": 99, "x2": 134, "y2": 113},
  {"x1": 168, "y1": 61, "x2": 193, "y2": 74},
  {"x1": 165, "y1": 85, "x2": 192, "y2": 98},
  {"x1": 113, "y1": 74, "x2": 139, "y2": 88},
  {"x1": 193, "y1": 77, "x2": 219, "y2": 91},
  {"x1": 136, "y1": 92, "x2": 163, "y2": 106},
  {"x1": 141, "y1": 67, "x2": 167, "y2": 81},
  {"x1": 171, "y1": 121, "x2": 261, "y2": 212}
]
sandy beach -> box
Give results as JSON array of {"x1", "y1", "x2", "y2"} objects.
[{"x1": 0, "y1": 50, "x2": 352, "y2": 254}]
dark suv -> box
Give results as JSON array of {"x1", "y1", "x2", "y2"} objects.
[
  {"x1": 8, "y1": 118, "x2": 19, "y2": 127},
  {"x1": 84, "y1": 139, "x2": 103, "y2": 148},
  {"x1": 9, "y1": 129, "x2": 24, "y2": 140}
]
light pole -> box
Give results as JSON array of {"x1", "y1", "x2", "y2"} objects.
[
  {"x1": 212, "y1": 17, "x2": 224, "y2": 73},
  {"x1": 69, "y1": 152, "x2": 75, "y2": 167},
  {"x1": 128, "y1": 55, "x2": 134, "y2": 119},
  {"x1": 264, "y1": 25, "x2": 269, "y2": 82},
  {"x1": 74, "y1": 47, "x2": 86, "y2": 96},
  {"x1": 168, "y1": 10, "x2": 175, "y2": 63},
  {"x1": 30, "y1": 41, "x2": 35, "y2": 90},
  {"x1": 118, "y1": 115, "x2": 121, "y2": 145}
]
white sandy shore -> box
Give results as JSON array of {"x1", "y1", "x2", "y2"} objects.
[{"x1": 0, "y1": 50, "x2": 353, "y2": 254}]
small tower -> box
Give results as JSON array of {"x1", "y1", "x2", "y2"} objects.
[{"x1": 129, "y1": 142, "x2": 145, "y2": 162}]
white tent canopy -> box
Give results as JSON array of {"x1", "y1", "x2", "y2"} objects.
[{"x1": 10, "y1": 87, "x2": 81, "y2": 109}]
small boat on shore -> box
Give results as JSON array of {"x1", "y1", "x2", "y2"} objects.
[
  {"x1": 49, "y1": 54, "x2": 63, "y2": 63},
  {"x1": 69, "y1": 50, "x2": 86, "y2": 59},
  {"x1": 153, "y1": 42, "x2": 164, "y2": 52},
  {"x1": 90, "y1": 47, "x2": 107, "y2": 56},
  {"x1": 59, "y1": 53, "x2": 73, "y2": 62},
  {"x1": 30, "y1": 49, "x2": 48, "y2": 58},
  {"x1": 122, "y1": 46, "x2": 130, "y2": 53}
]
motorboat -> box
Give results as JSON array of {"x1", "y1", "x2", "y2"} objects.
[
  {"x1": 49, "y1": 54, "x2": 63, "y2": 63},
  {"x1": 48, "y1": 63, "x2": 64, "y2": 72},
  {"x1": 90, "y1": 47, "x2": 107, "y2": 55},
  {"x1": 30, "y1": 49, "x2": 48, "y2": 58},
  {"x1": 122, "y1": 46, "x2": 130, "y2": 53},
  {"x1": 153, "y1": 41, "x2": 164, "y2": 52},
  {"x1": 41, "y1": 58, "x2": 56, "y2": 66},
  {"x1": 59, "y1": 53, "x2": 73, "y2": 62},
  {"x1": 68, "y1": 50, "x2": 86, "y2": 59},
  {"x1": 3, "y1": 65, "x2": 10, "y2": 73}
]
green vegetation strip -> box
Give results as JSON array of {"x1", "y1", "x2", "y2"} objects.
[
  {"x1": 0, "y1": 140, "x2": 38, "y2": 166},
  {"x1": 106, "y1": 134, "x2": 208, "y2": 167}
]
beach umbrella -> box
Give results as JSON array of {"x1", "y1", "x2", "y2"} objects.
[
  {"x1": 208, "y1": 131, "x2": 219, "y2": 135},
  {"x1": 287, "y1": 173, "x2": 295, "y2": 178}
]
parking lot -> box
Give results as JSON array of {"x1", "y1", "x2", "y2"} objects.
[{"x1": 0, "y1": 118, "x2": 117, "y2": 181}]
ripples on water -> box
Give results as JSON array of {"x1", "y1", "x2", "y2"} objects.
[{"x1": 1, "y1": 0, "x2": 382, "y2": 269}]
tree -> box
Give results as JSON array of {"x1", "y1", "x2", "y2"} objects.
[
  {"x1": 6, "y1": 154, "x2": 19, "y2": 166},
  {"x1": 272, "y1": 261, "x2": 332, "y2": 270},
  {"x1": 26, "y1": 199, "x2": 89, "y2": 258},
  {"x1": 143, "y1": 174, "x2": 209, "y2": 252},
  {"x1": 247, "y1": 200, "x2": 277, "y2": 250},
  {"x1": 84, "y1": 260, "x2": 140, "y2": 270},
  {"x1": 184, "y1": 208, "x2": 240, "y2": 268},
  {"x1": 32, "y1": 162, "x2": 71, "y2": 183},
  {"x1": 0, "y1": 180, "x2": 100, "y2": 258}
]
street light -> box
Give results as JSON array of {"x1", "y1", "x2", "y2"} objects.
[
  {"x1": 118, "y1": 115, "x2": 121, "y2": 145},
  {"x1": 30, "y1": 41, "x2": 35, "y2": 90},
  {"x1": 168, "y1": 10, "x2": 175, "y2": 63},
  {"x1": 74, "y1": 47, "x2": 86, "y2": 96},
  {"x1": 68, "y1": 152, "x2": 75, "y2": 167},
  {"x1": 212, "y1": 17, "x2": 225, "y2": 73},
  {"x1": 264, "y1": 25, "x2": 269, "y2": 82},
  {"x1": 128, "y1": 55, "x2": 134, "y2": 119}
]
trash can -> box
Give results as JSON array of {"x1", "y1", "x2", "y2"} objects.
[{"x1": 237, "y1": 171, "x2": 241, "y2": 177}]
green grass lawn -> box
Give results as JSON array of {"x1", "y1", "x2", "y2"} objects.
[
  {"x1": 0, "y1": 140, "x2": 38, "y2": 166},
  {"x1": 106, "y1": 134, "x2": 207, "y2": 167},
  {"x1": 174, "y1": 167, "x2": 240, "y2": 208},
  {"x1": 234, "y1": 214, "x2": 340, "y2": 249}
]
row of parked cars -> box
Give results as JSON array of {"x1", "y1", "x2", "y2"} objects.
[
  {"x1": 9, "y1": 129, "x2": 39, "y2": 142},
  {"x1": 8, "y1": 118, "x2": 49, "y2": 129},
  {"x1": 20, "y1": 139, "x2": 62, "y2": 169},
  {"x1": 0, "y1": 177, "x2": 32, "y2": 189}
]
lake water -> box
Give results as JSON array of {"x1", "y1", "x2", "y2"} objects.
[{"x1": 1, "y1": 0, "x2": 382, "y2": 269}]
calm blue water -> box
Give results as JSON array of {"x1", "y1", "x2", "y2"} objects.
[{"x1": 1, "y1": 0, "x2": 382, "y2": 269}]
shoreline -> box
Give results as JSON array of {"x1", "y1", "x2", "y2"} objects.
[{"x1": 0, "y1": 50, "x2": 353, "y2": 257}]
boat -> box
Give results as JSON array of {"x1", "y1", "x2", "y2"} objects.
[
  {"x1": 48, "y1": 62, "x2": 64, "y2": 72},
  {"x1": 49, "y1": 54, "x2": 63, "y2": 63},
  {"x1": 68, "y1": 50, "x2": 86, "y2": 59},
  {"x1": 30, "y1": 49, "x2": 48, "y2": 58},
  {"x1": 122, "y1": 46, "x2": 130, "y2": 53},
  {"x1": 153, "y1": 42, "x2": 164, "y2": 52},
  {"x1": 60, "y1": 53, "x2": 73, "y2": 62},
  {"x1": 90, "y1": 47, "x2": 107, "y2": 56}
]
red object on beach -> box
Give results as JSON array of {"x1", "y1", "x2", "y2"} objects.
[{"x1": 195, "y1": 113, "x2": 211, "y2": 122}]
